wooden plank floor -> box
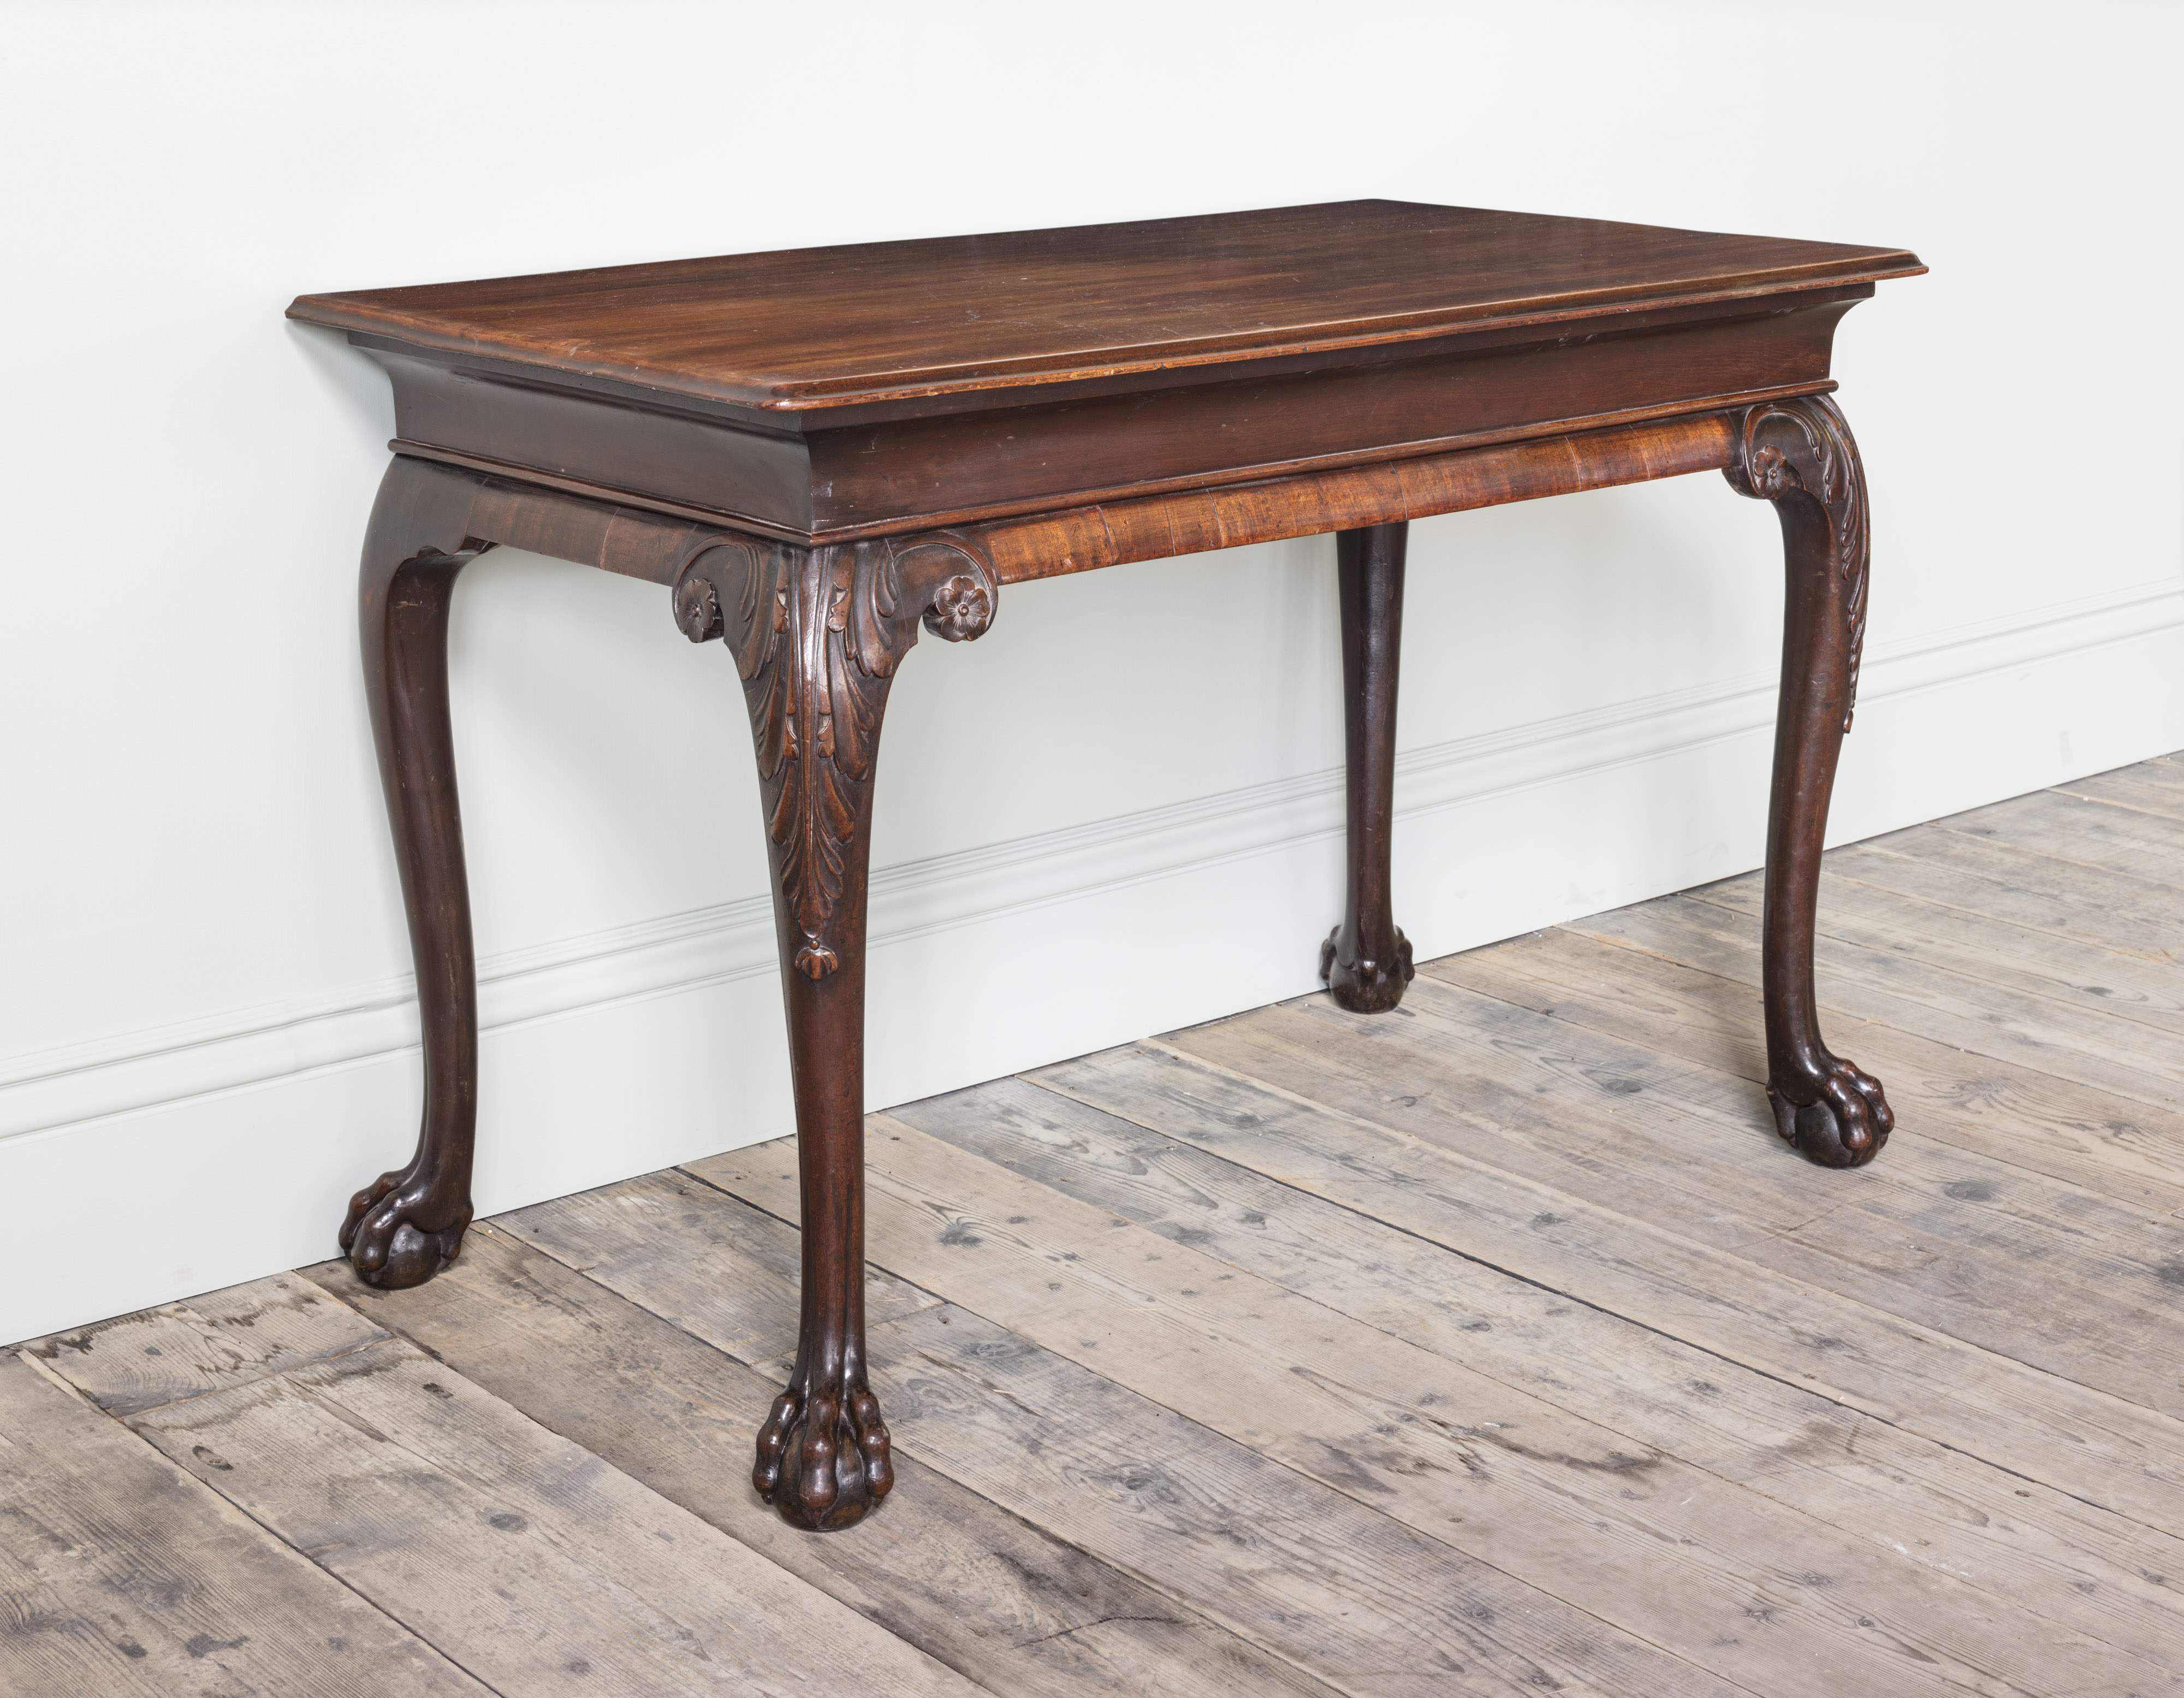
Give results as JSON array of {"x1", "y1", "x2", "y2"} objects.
[{"x1": 10, "y1": 755, "x2": 2184, "y2": 1697}]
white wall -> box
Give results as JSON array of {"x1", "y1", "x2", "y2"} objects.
[{"x1": 4, "y1": 1, "x2": 2179, "y2": 1344}]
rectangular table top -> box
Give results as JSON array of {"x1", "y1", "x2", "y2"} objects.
[{"x1": 288, "y1": 200, "x2": 1922, "y2": 416}]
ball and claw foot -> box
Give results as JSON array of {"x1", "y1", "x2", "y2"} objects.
[
  {"x1": 1321, "y1": 925, "x2": 1416, "y2": 1014},
  {"x1": 339, "y1": 1169, "x2": 472, "y2": 1289},
  {"x1": 753, "y1": 1375, "x2": 894, "y2": 1531},
  {"x1": 1769, "y1": 1057, "x2": 1894, "y2": 1168}
]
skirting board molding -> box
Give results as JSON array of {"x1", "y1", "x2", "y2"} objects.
[{"x1": 6, "y1": 576, "x2": 2180, "y2": 1344}]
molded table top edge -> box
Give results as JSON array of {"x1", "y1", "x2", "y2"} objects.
[{"x1": 287, "y1": 200, "x2": 1924, "y2": 415}]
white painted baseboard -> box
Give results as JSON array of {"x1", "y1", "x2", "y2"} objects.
[{"x1": 6, "y1": 578, "x2": 2179, "y2": 1345}]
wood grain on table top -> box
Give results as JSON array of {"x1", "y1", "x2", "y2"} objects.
[{"x1": 287, "y1": 200, "x2": 1924, "y2": 412}]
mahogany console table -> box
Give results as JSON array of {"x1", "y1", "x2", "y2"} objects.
[{"x1": 289, "y1": 200, "x2": 1924, "y2": 1530}]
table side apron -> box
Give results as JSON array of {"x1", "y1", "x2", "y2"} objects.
[{"x1": 359, "y1": 288, "x2": 1862, "y2": 545}]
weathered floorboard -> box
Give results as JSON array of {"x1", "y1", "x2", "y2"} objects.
[
  {"x1": 1690, "y1": 870, "x2": 2184, "y2": 1065},
  {"x1": 895, "y1": 1068, "x2": 2184, "y2": 1677},
  {"x1": 20, "y1": 1272, "x2": 390, "y2": 1417},
  {"x1": 1799, "y1": 837, "x2": 2183, "y2": 991},
  {"x1": 1701, "y1": 859, "x2": 2184, "y2": 1041},
  {"x1": 859, "y1": 1302, "x2": 1734, "y2": 1698},
  {"x1": 1429, "y1": 921, "x2": 2184, "y2": 1205},
  {"x1": 1050, "y1": 1034, "x2": 2184, "y2": 1537},
  {"x1": 0, "y1": 1350, "x2": 487, "y2": 1698},
  {"x1": 32, "y1": 1289, "x2": 981, "y2": 1698},
  {"x1": 307, "y1": 1222, "x2": 1342, "y2": 1698},
  {"x1": 1167, "y1": 981, "x2": 2184, "y2": 1421},
  {"x1": 1415, "y1": 933, "x2": 2184, "y2": 1302},
  {"x1": 2049, "y1": 766, "x2": 2184, "y2": 822},
  {"x1": 1852, "y1": 820, "x2": 2182, "y2": 960},
  {"x1": 696, "y1": 1129, "x2": 2170, "y2": 1697},
  {"x1": 1940, "y1": 786, "x2": 2184, "y2": 881},
  {"x1": 556, "y1": 1162, "x2": 1743, "y2": 1697},
  {"x1": 1580, "y1": 892, "x2": 2184, "y2": 1111},
  {"x1": 492, "y1": 1168, "x2": 941, "y2": 1362}
]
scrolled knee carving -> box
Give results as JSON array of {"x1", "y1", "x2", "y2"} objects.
[
  {"x1": 869, "y1": 531, "x2": 1001, "y2": 658},
  {"x1": 672, "y1": 530, "x2": 1000, "y2": 662},
  {"x1": 894, "y1": 533, "x2": 999, "y2": 644},
  {"x1": 1725, "y1": 395, "x2": 1869, "y2": 733},
  {"x1": 671, "y1": 537, "x2": 763, "y2": 654},
  {"x1": 672, "y1": 528, "x2": 999, "y2": 979}
]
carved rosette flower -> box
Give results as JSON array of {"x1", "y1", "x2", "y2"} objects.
[
  {"x1": 672, "y1": 530, "x2": 1000, "y2": 977},
  {"x1": 672, "y1": 570, "x2": 724, "y2": 643},
  {"x1": 1748, "y1": 443, "x2": 1792, "y2": 499},
  {"x1": 924, "y1": 572, "x2": 994, "y2": 642},
  {"x1": 1726, "y1": 396, "x2": 1871, "y2": 733}
]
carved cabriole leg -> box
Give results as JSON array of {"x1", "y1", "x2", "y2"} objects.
[
  {"x1": 676, "y1": 529, "x2": 997, "y2": 1530},
  {"x1": 1321, "y1": 522, "x2": 1415, "y2": 1011},
  {"x1": 1726, "y1": 395, "x2": 1895, "y2": 1167},
  {"x1": 342, "y1": 459, "x2": 497, "y2": 1286}
]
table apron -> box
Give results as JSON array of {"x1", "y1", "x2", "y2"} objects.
[
  {"x1": 388, "y1": 403, "x2": 1752, "y2": 591},
  {"x1": 371, "y1": 295, "x2": 1853, "y2": 541}
]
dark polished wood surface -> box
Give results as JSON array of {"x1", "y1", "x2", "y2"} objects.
[
  {"x1": 300, "y1": 202, "x2": 1922, "y2": 1531},
  {"x1": 291, "y1": 201, "x2": 1921, "y2": 540},
  {"x1": 288, "y1": 200, "x2": 1920, "y2": 410}
]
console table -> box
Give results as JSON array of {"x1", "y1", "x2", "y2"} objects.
[{"x1": 289, "y1": 200, "x2": 1925, "y2": 1531}]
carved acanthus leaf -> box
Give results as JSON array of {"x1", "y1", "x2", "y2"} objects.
[
  {"x1": 1726, "y1": 396, "x2": 1870, "y2": 732},
  {"x1": 673, "y1": 531, "x2": 999, "y2": 977}
]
